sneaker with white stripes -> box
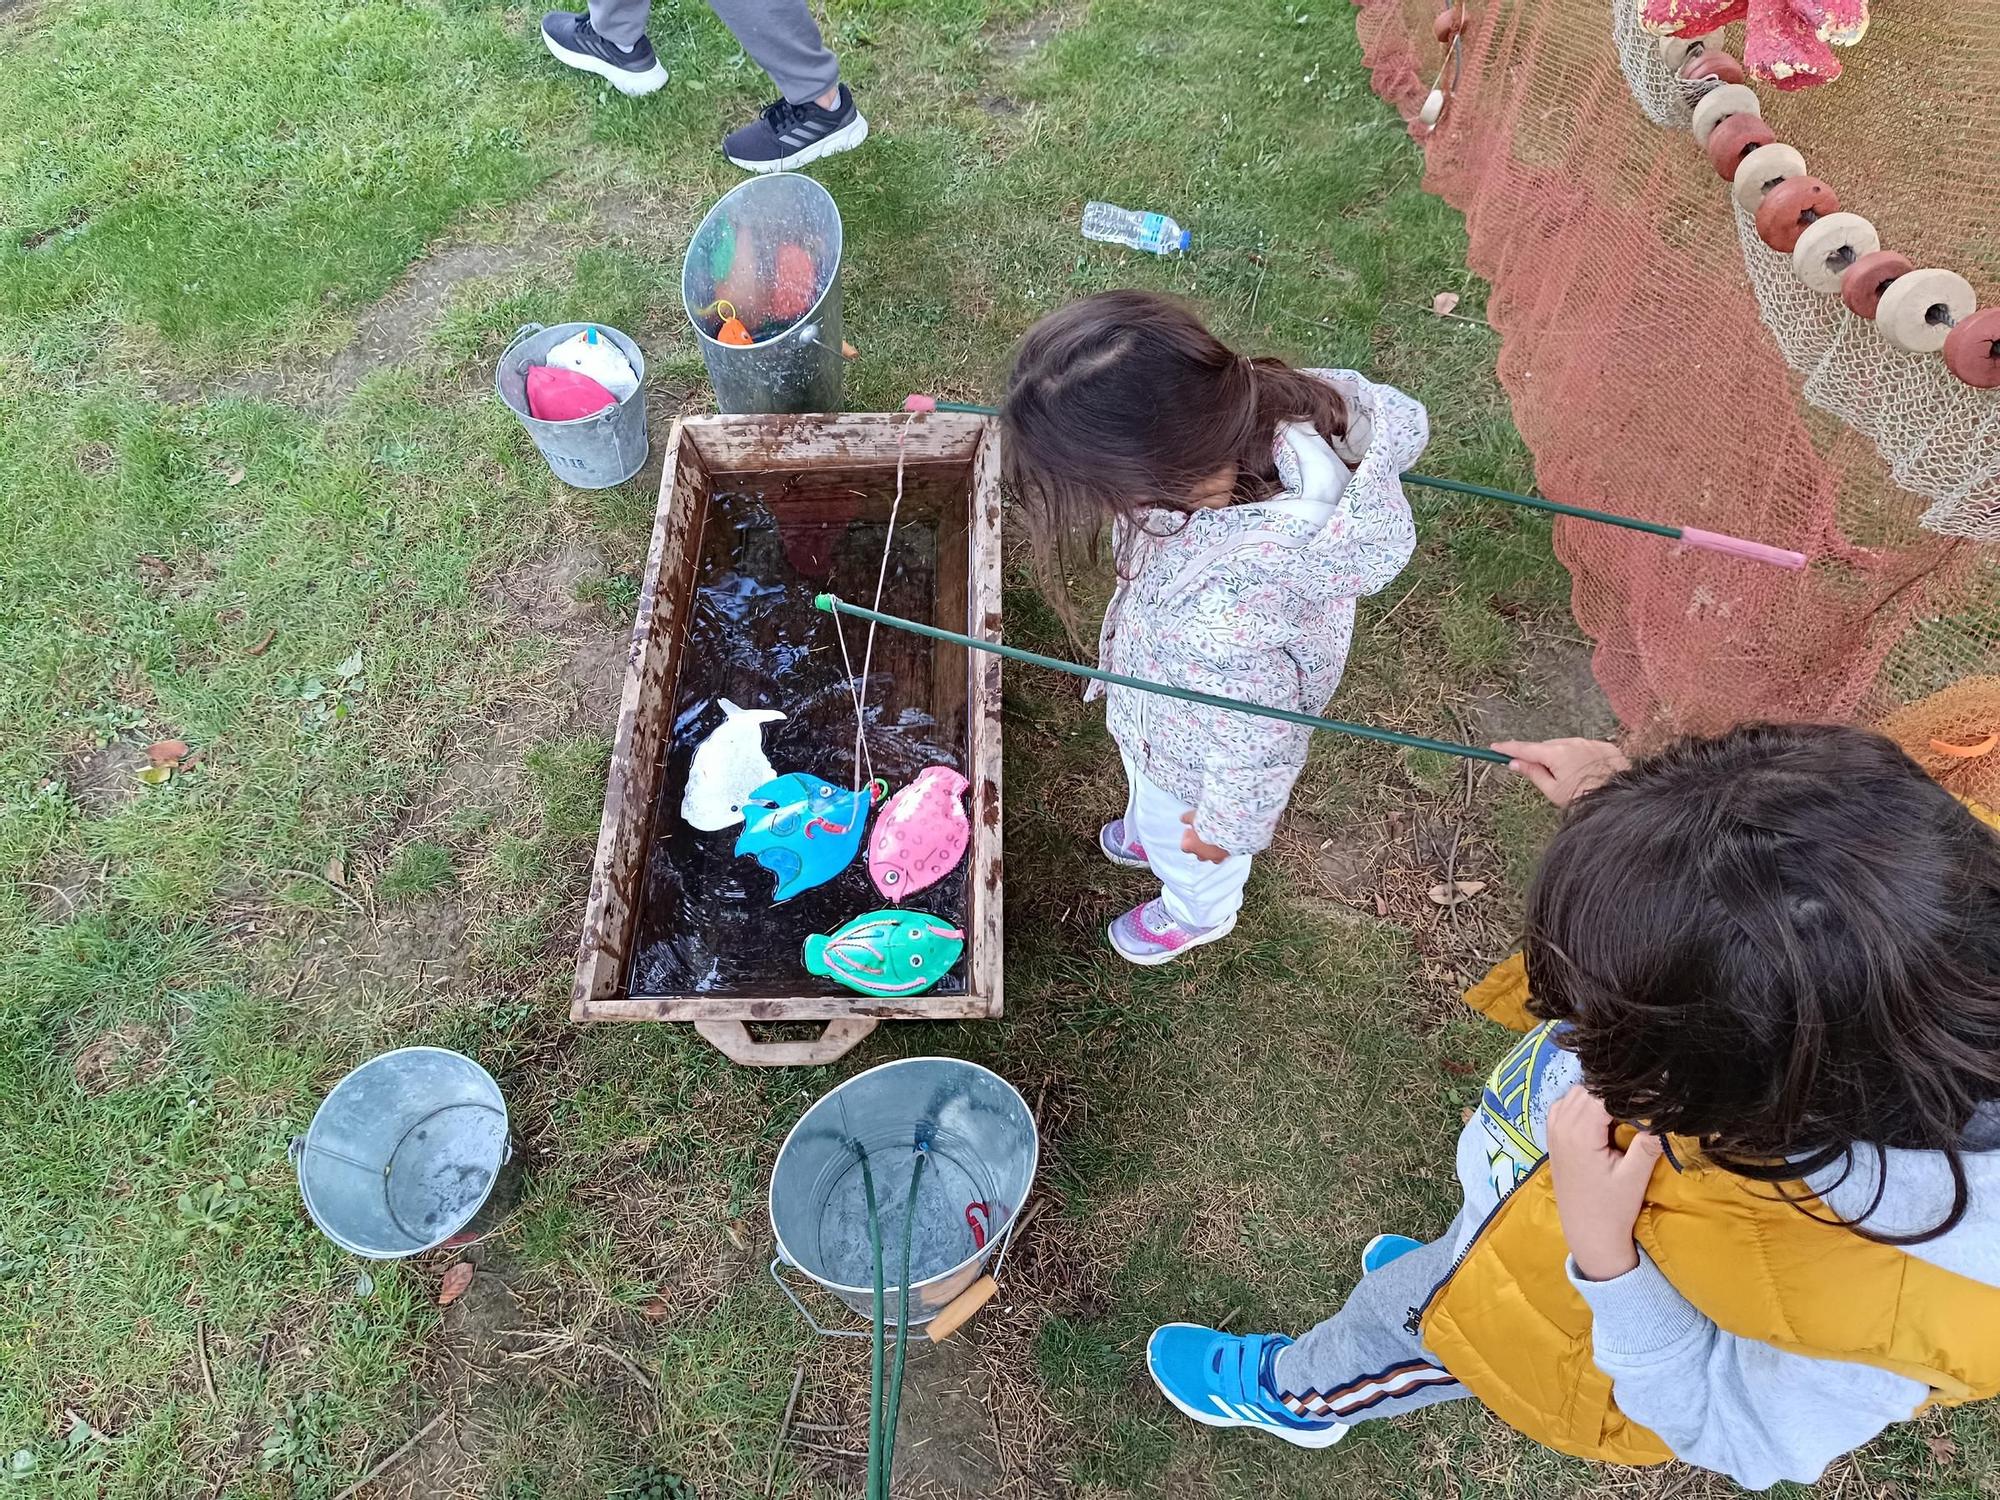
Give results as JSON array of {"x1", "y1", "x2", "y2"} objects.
[
  {"x1": 1146, "y1": 1326, "x2": 1348, "y2": 1450},
  {"x1": 539, "y1": 11, "x2": 668, "y2": 96},
  {"x1": 723, "y1": 86, "x2": 869, "y2": 173}
]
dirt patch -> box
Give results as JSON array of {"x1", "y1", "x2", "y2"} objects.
[
  {"x1": 890, "y1": 1340, "x2": 1006, "y2": 1497},
  {"x1": 19, "y1": 204, "x2": 85, "y2": 250},
  {"x1": 318, "y1": 242, "x2": 539, "y2": 408},
  {"x1": 981, "y1": 94, "x2": 1026, "y2": 116},
  {"x1": 24, "y1": 855, "x2": 96, "y2": 923},
  {"x1": 64, "y1": 740, "x2": 150, "y2": 816},
  {"x1": 486, "y1": 542, "x2": 607, "y2": 634},
  {"x1": 986, "y1": 7, "x2": 1075, "y2": 63},
  {"x1": 485, "y1": 540, "x2": 634, "y2": 734},
  {"x1": 285, "y1": 898, "x2": 476, "y2": 1020},
  {"x1": 73, "y1": 1022, "x2": 171, "y2": 1095},
  {"x1": 1462, "y1": 635, "x2": 1617, "y2": 745}
]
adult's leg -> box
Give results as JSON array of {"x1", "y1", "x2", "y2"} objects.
[
  {"x1": 707, "y1": 0, "x2": 840, "y2": 103},
  {"x1": 586, "y1": 0, "x2": 651, "y2": 51}
]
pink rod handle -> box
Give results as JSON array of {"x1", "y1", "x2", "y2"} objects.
[
  {"x1": 1678, "y1": 527, "x2": 1809, "y2": 571},
  {"x1": 902, "y1": 393, "x2": 938, "y2": 412}
]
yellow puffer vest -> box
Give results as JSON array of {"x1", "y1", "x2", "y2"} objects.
[{"x1": 1424, "y1": 794, "x2": 2000, "y2": 1464}]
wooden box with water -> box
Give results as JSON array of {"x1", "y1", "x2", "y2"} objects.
[{"x1": 570, "y1": 414, "x2": 1003, "y2": 1066}]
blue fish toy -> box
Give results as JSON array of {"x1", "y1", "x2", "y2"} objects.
[
  {"x1": 734, "y1": 774, "x2": 882, "y2": 902},
  {"x1": 804, "y1": 909, "x2": 965, "y2": 997}
]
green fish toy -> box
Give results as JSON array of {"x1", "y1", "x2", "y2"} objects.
[{"x1": 803, "y1": 909, "x2": 965, "y2": 997}]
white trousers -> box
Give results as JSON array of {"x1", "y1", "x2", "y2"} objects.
[{"x1": 1121, "y1": 751, "x2": 1255, "y2": 930}]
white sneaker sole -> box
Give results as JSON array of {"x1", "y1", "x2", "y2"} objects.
[
  {"x1": 1107, "y1": 912, "x2": 1237, "y2": 966},
  {"x1": 726, "y1": 113, "x2": 869, "y2": 174},
  {"x1": 542, "y1": 28, "x2": 668, "y2": 96},
  {"x1": 1147, "y1": 1325, "x2": 1349, "y2": 1450}
]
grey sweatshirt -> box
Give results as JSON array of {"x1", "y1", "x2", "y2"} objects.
[{"x1": 1454, "y1": 1021, "x2": 2000, "y2": 1491}]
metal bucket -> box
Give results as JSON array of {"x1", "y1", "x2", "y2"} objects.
[
  {"x1": 682, "y1": 173, "x2": 845, "y2": 415},
  {"x1": 769, "y1": 1058, "x2": 1037, "y2": 1334},
  {"x1": 291, "y1": 1047, "x2": 511, "y2": 1260},
  {"x1": 495, "y1": 321, "x2": 650, "y2": 489}
]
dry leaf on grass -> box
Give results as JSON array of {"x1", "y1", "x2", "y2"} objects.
[
  {"x1": 136, "y1": 764, "x2": 174, "y2": 786},
  {"x1": 1440, "y1": 1059, "x2": 1479, "y2": 1078},
  {"x1": 224, "y1": 467, "x2": 246, "y2": 487},
  {"x1": 1432, "y1": 291, "x2": 1461, "y2": 316},
  {"x1": 1925, "y1": 1433, "x2": 1959, "y2": 1464},
  {"x1": 147, "y1": 740, "x2": 189, "y2": 767},
  {"x1": 640, "y1": 1296, "x2": 671, "y2": 1321},
  {"x1": 1373, "y1": 893, "x2": 1390, "y2": 918},
  {"x1": 324, "y1": 855, "x2": 347, "y2": 888},
  {"x1": 136, "y1": 555, "x2": 174, "y2": 580},
  {"x1": 437, "y1": 1262, "x2": 474, "y2": 1307},
  {"x1": 245, "y1": 628, "x2": 276, "y2": 657},
  {"x1": 1427, "y1": 879, "x2": 1487, "y2": 906}
]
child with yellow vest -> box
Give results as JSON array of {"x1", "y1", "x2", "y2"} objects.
[{"x1": 1146, "y1": 724, "x2": 2000, "y2": 1489}]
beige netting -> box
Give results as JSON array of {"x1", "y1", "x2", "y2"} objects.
[
  {"x1": 1732, "y1": 206, "x2": 2000, "y2": 539},
  {"x1": 1354, "y1": 0, "x2": 2000, "y2": 735}
]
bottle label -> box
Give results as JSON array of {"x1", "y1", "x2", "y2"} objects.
[{"x1": 1140, "y1": 213, "x2": 1165, "y2": 244}]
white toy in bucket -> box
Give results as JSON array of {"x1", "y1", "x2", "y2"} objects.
[{"x1": 496, "y1": 320, "x2": 649, "y2": 489}]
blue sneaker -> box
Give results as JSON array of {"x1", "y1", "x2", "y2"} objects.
[
  {"x1": 1145, "y1": 1325, "x2": 1348, "y2": 1449},
  {"x1": 1362, "y1": 1234, "x2": 1422, "y2": 1274}
]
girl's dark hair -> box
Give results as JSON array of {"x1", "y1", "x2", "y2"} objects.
[
  {"x1": 1526, "y1": 723, "x2": 2000, "y2": 1243},
  {"x1": 999, "y1": 290, "x2": 1348, "y2": 633}
]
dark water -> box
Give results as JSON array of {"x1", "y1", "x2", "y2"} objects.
[{"x1": 626, "y1": 491, "x2": 970, "y2": 999}]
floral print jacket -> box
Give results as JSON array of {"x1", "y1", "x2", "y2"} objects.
[{"x1": 1089, "y1": 370, "x2": 1427, "y2": 854}]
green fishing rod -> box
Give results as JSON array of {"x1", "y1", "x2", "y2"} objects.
[
  {"x1": 813, "y1": 593, "x2": 1510, "y2": 764},
  {"x1": 901, "y1": 396, "x2": 1806, "y2": 571}
]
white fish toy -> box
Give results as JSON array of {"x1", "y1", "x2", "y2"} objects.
[{"x1": 680, "y1": 698, "x2": 786, "y2": 832}]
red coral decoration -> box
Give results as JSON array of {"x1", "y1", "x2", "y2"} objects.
[{"x1": 1644, "y1": 0, "x2": 1870, "y2": 91}]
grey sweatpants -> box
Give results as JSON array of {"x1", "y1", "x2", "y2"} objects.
[
  {"x1": 588, "y1": 0, "x2": 840, "y2": 102},
  {"x1": 1270, "y1": 1226, "x2": 1472, "y2": 1427}
]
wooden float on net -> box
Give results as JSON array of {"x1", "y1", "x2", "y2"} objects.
[{"x1": 569, "y1": 412, "x2": 1003, "y2": 1067}]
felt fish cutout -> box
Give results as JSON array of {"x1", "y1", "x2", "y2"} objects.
[
  {"x1": 804, "y1": 909, "x2": 965, "y2": 997},
  {"x1": 734, "y1": 774, "x2": 880, "y2": 902},
  {"x1": 681, "y1": 699, "x2": 786, "y2": 832},
  {"x1": 867, "y1": 765, "x2": 970, "y2": 900}
]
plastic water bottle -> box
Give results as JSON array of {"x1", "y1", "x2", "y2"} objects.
[{"x1": 1081, "y1": 202, "x2": 1191, "y2": 256}]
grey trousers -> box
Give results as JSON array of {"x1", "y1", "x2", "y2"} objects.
[
  {"x1": 1270, "y1": 1228, "x2": 1472, "y2": 1427},
  {"x1": 588, "y1": 0, "x2": 841, "y2": 102}
]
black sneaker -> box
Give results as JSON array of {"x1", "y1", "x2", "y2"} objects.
[
  {"x1": 722, "y1": 86, "x2": 870, "y2": 174},
  {"x1": 540, "y1": 11, "x2": 668, "y2": 97}
]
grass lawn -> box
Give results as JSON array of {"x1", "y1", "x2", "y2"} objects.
[{"x1": 2, "y1": 0, "x2": 1994, "y2": 1496}]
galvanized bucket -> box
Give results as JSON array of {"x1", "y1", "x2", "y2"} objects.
[
  {"x1": 770, "y1": 1057, "x2": 1037, "y2": 1334},
  {"x1": 495, "y1": 321, "x2": 649, "y2": 489},
  {"x1": 682, "y1": 173, "x2": 845, "y2": 415},
  {"x1": 291, "y1": 1047, "x2": 511, "y2": 1260}
]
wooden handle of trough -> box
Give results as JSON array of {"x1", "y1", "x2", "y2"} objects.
[{"x1": 926, "y1": 1276, "x2": 999, "y2": 1342}]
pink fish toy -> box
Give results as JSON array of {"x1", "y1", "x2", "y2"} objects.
[{"x1": 866, "y1": 765, "x2": 970, "y2": 900}]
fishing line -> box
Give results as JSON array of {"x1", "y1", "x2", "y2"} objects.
[{"x1": 834, "y1": 410, "x2": 917, "y2": 794}]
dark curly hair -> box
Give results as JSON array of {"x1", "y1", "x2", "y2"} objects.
[{"x1": 1525, "y1": 723, "x2": 2000, "y2": 1243}]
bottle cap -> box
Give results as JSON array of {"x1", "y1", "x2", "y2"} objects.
[{"x1": 1177, "y1": 228, "x2": 1191, "y2": 251}]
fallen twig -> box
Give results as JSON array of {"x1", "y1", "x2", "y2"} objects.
[
  {"x1": 764, "y1": 1363, "x2": 806, "y2": 1497},
  {"x1": 330, "y1": 1411, "x2": 446, "y2": 1500},
  {"x1": 196, "y1": 1322, "x2": 216, "y2": 1402}
]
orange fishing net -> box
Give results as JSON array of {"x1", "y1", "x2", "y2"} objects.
[{"x1": 1352, "y1": 0, "x2": 1999, "y2": 738}]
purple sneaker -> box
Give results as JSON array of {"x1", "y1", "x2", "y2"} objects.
[
  {"x1": 1107, "y1": 898, "x2": 1237, "y2": 966},
  {"x1": 1099, "y1": 819, "x2": 1149, "y2": 870}
]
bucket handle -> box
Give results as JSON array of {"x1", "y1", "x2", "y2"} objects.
[
  {"x1": 769, "y1": 1258, "x2": 870, "y2": 1340},
  {"x1": 501, "y1": 322, "x2": 547, "y2": 362}
]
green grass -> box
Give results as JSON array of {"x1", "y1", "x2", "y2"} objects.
[{"x1": 3, "y1": 0, "x2": 1995, "y2": 1497}]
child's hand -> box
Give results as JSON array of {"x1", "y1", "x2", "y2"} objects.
[
  {"x1": 1178, "y1": 810, "x2": 1232, "y2": 864},
  {"x1": 1547, "y1": 1085, "x2": 1663, "y2": 1282},
  {"x1": 1492, "y1": 738, "x2": 1631, "y2": 808}
]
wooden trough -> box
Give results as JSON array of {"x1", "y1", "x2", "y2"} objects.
[{"x1": 570, "y1": 413, "x2": 1003, "y2": 1067}]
